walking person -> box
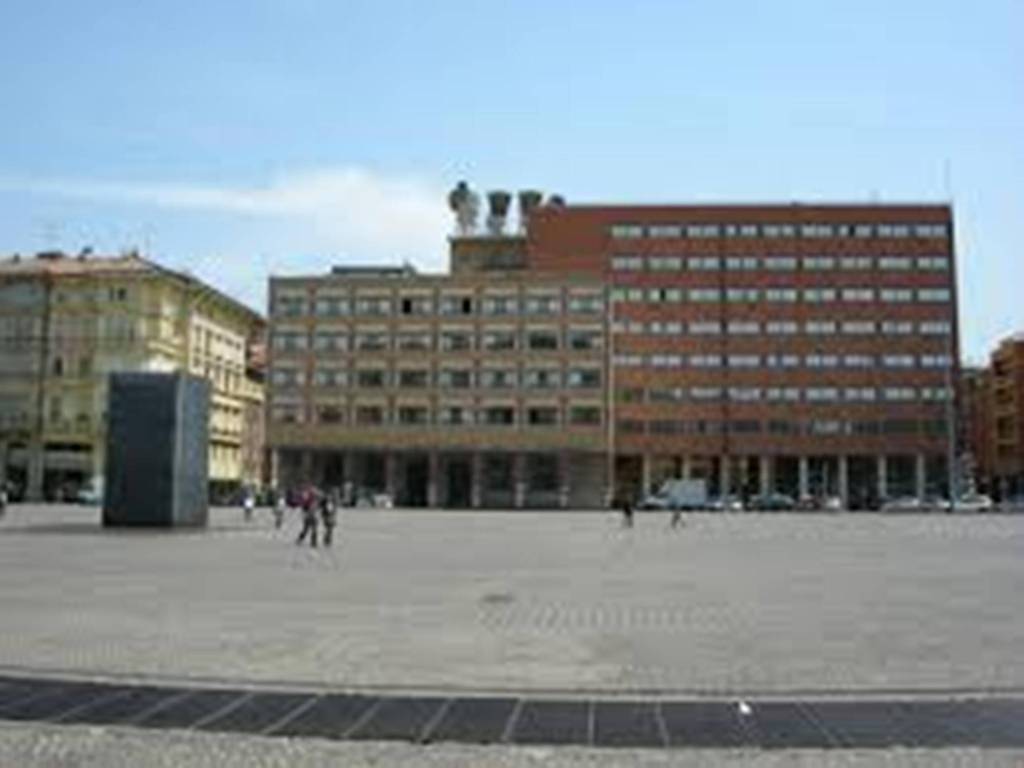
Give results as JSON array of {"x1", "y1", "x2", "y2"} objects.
[
  {"x1": 621, "y1": 497, "x2": 634, "y2": 528},
  {"x1": 242, "y1": 489, "x2": 255, "y2": 522},
  {"x1": 320, "y1": 491, "x2": 337, "y2": 547},
  {"x1": 272, "y1": 489, "x2": 285, "y2": 529},
  {"x1": 0, "y1": 481, "x2": 8, "y2": 518},
  {"x1": 295, "y1": 486, "x2": 319, "y2": 548}
]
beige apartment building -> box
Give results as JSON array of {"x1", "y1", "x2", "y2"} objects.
[
  {"x1": 267, "y1": 263, "x2": 610, "y2": 507},
  {"x1": 0, "y1": 250, "x2": 266, "y2": 501}
]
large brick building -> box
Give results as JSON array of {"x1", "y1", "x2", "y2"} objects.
[
  {"x1": 963, "y1": 335, "x2": 1024, "y2": 499},
  {"x1": 266, "y1": 189, "x2": 958, "y2": 508}
]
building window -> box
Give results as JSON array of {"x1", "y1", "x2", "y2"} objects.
[
  {"x1": 314, "y1": 297, "x2": 349, "y2": 316},
  {"x1": 840, "y1": 256, "x2": 872, "y2": 270},
  {"x1": 882, "y1": 387, "x2": 917, "y2": 402},
  {"x1": 765, "y1": 288, "x2": 798, "y2": 302},
  {"x1": 356, "y1": 370, "x2": 387, "y2": 388},
  {"x1": 917, "y1": 256, "x2": 949, "y2": 270},
  {"x1": 569, "y1": 406, "x2": 601, "y2": 425},
  {"x1": 567, "y1": 329, "x2": 602, "y2": 350},
  {"x1": 803, "y1": 288, "x2": 836, "y2": 303},
  {"x1": 763, "y1": 224, "x2": 797, "y2": 238},
  {"x1": 568, "y1": 294, "x2": 604, "y2": 314},
  {"x1": 882, "y1": 354, "x2": 915, "y2": 368},
  {"x1": 726, "y1": 288, "x2": 760, "y2": 303},
  {"x1": 842, "y1": 288, "x2": 875, "y2": 302},
  {"x1": 440, "y1": 295, "x2": 474, "y2": 315},
  {"x1": 689, "y1": 321, "x2": 721, "y2": 335},
  {"x1": 879, "y1": 257, "x2": 912, "y2": 270},
  {"x1": 440, "y1": 331, "x2": 473, "y2": 351},
  {"x1": 766, "y1": 320, "x2": 798, "y2": 335},
  {"x1": 687, "y1": 257, "x2": 720, "y2": 271},
  {"x1": 524, "y1": 295, "x2": 562, "y2": 315},
  {"x1": 763, "y1": 256, "x2": 797, "y2": 270},
  {"x1": 526, "y1": 329, "x2": 559, "y2": 351},
  {"x1": 482, "y1": 331, "x2": 517, "y2": 351},
  {"x1": 917, "y1": 288, "x2": 951, "y2": 302},
  {"x1": 439, "y1": 406, "x2": 473, "y2": 425},
  {"x1": 313, "y1": 331, "x2": 348, "y2": 351},
  {"x1": 479, "y1": 369, "x2": 518, "y2": 389},
  {"x1": 840, "y1": 321, "x2": 876, "y2": 335},
  {"x1": 526, "y1": 407, "x2": 559, "y2": 426},
  {"x1": 566, "y1": 368, "x2": 601, "y2": 388},
  {"x1": 317, "y1": 405, "x2": 345, "y2": 424},
  {"x1": 844, "y1": 387, "x2": 876, "y2": 402},
  {"x1": 524, "y1": 368, "x2": 562, "y2": 389},
  {"x1": 271, "y1": 368, "x2": 305, "y2": 387},
  {"x1": 610, "y1": 224, "x2": 644, "y2": 239},
  {"x1": 689, "y1": 288, "x2": 721, "y2": 302},
  {"x1": 648, "y1": 224, "x2": 683, "y2": 238},
  {"x1": 275, "y1": 296, "x2": 307, "y2": 317},
  {"x1": 725, "y1": 256, "x2": 758, "y2": 270},
  {"x1": 397, "y1": 406, "x2": 430, "y2": 425},
  {"x1": 438, "y1": 369, "x2": 473, "y2": 389},
  {"x1": 650, "y1": 354, "x2": 684, "y2": 368},
  {"x1": 611, "y1": 255, "x2": 644, "y2": 271},
  {"x1": 690, "y1": 354, "x2": 722, "y2": 368},
  {"x1": 843, "y1": 354, "x2": 875, "y2": 368},
  {"x1": 806, "y1": 354, "x2": 839, "y2": 368},
  {"x1": 728, "y1": 354, "x2": 760, "y2": 368},
  {"x1": 727, "y1": 321, "x2": 760, "y2": 335},
  {"x1": 728, "y1": 387, "x2": 762, "y2": 402},
  {"x1": 481, "y1": 296, "x2": 519, "y2": 316},
  {"x1": 355, "y1": 333, "x2": 389, "y2": 351},
  {"x1": 481, "y1": 406, "x2": 516, "y2": 425},
  {"x1": 396, "y1": 332, "x2": 432, "y2": 351},
  {"x1": 355, "y1": 297, "x2": 392, "y2": 316},
  {"x1": 881, "y1": 320, "x2": 913, "y2": 334},
  {"x1": 312, "y1": 368, "x2": 346, "y2": 387},
  {"x1": 805, "y1": 321, "x2": 837, "y2": 334},
  {"x1": 765, "y1": 387, "x2": 800, "y2": 402},
  {"x1": 397, "y1": 370, "x2": 430, "y2": 388},
  {"x1": 802, "y1": 257, "x2": 836, "y2": 270},
  {"x1": 355, "y1": 406, "x2": 386, "y2": 425},
  {"x1": 919, "y1": 321, "x2": 951, "y2": 335},
  {"x1": 649, "y1": 256, "x2": 683, "y2": 271}
]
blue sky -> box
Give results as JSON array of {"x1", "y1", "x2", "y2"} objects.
[{"x1": 0, "y1": 0, "x2": 1020, "y2": 361}]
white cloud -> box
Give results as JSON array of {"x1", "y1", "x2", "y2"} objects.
[
  {"x1": 3, "y1": 167, "x2": 451, "y2": 265},
  {"x1": 0, "y1": 167, "x2": 454, "y2": 313}
]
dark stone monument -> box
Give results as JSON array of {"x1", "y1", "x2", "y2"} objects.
[{"x1": 103, "y1": 372, "x2": 210, "y2": 527}]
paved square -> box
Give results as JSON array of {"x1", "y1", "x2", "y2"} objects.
[{"x1": 0, "y1": 504, "x2": 1022, "y2": 695}]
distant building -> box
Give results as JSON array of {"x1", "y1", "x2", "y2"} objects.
[
  {"x1": 266, "y1": 185, "x2": 959, "y2": 509},
  {"x1": 960, "y1": 337, "x2": 1024, "y2": 499},
  {"x1": 0, "y1": 250, "x2": 265, "y2": 501}
]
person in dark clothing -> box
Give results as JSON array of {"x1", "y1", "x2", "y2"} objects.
[
  {"x1": 319, "y1": 492, "x2": 336, "y2": 547},
  {"x1": 622, "y1": 498, "x2": 634, "y2": 528},
  {"x1": 295, "y1": 486, "x2": 319, "y2": 548}
]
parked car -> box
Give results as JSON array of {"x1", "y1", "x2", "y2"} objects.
[
  {"x1": 880, "y1": 496, "x2": 922, "y2": 512},
  {"x1": 822, "y1": 495, "x2": 844, "y2": 512},
  {"x1": 748, "y1": 492, "x2": 796, "y2": 511},
  {"x1": 954, "y1": 493, "x2": 993, "y2": 513},
  {"x1": 75, "y1": 484, "x2": 103, "y2": 506},
  {"x1": 795, "y1": 495, "x2": 820, "y2": 511},
  {"x1": 706, "y1": 495, "x2": 744, "y2": 512}
]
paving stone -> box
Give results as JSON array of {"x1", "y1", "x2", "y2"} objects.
[
  {"x1": 427, "y1": 696, "x2": 517, "y2": 744},
  {"x1": 194, "y1": 692, "x2": 313, "y2": 734},
  {"x1": 511, "y1": 701, "x2": 590, "y2": 745},
  {"x1": 267, "y1": 694, "x2": 377, "y2": 739},
  {"x1": 134, "y1": 689, "x2": 247, "y2": 730},
  {"x1": 347, "y1": 696, "x2": 447, "y2": 741},
  {"x1": 593, "y1": 701, "x2": 664, "y2": 748},
  {"x1": 660, "y1": 701, "x2": 754, "y2": 747}
]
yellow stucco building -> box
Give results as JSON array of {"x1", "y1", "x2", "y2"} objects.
[{"x1": 0, "y1": 250, "x2": 265, "y2": 501}]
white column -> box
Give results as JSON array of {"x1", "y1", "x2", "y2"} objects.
[
  {"x1": 641, "y1": 453, "x2": 652, "y2": 497},
  {"x1": 558, "y1": 451, "x2": 570, "y2": 509},
  {"x1": 682, "y1": 455, "x2": 693, "y2": 480},
  {"x1": 385, "y1": 452, "x2": 398, "y2": 501},
  {"x1": 837, "y1": 455, "x2": 849, "y2": 509},
  {"x1": 915, "y1": 454, "x2": 927, "y2": 500},
  {"x1": 877, "y1": 455, "x2": 888, "y2": 500},
  {"x1": 798, "y1": 456, "x2": 810, "y2": 499},
  {"x1": 759, "y1": 456, "x2": 772, "y2": 495},
  {"x1": 471, "y1": 452, "x2": 483, "y2": 509},
  {"x1": 719, "y1": 456, "x2": 732, "y2": 497},
  {"x1": 27, "y1": 438, "x2": 45, "y2": 501},
  {"x1": 427, "y1": 451, "x2": 439, "y2": 507},
  {"x1": 513, "y1": 453, "x2": 526, "y2": 509}
]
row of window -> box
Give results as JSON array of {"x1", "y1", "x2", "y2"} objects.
[
  {"x1": 610, "y1": 222, "x2": 949, "y2": 241},
  {"x1": 273, "y1": 293, "x2": 605, "y2": 318},
  {"x1": 613, "y1": 353, "x2": 953, "y2": 369},
  {"x1": 614, "y1": 319, "x2": 952, "y2": 336},
  {"x1": 619, "y1": 385, "x2": 951, "y2": 404},
  {"x1": 616, "y1": 418, "x2": 949, "y2": 436},
  {"x1": 612, "y1": 254, "x2": 950, "y2": 272},
  {"x1": 271, "y1": 403, "x2": 603, "y2": 427},
  {"x1": 272, "y1": 367, "x2": 604, "y2": 390},
  {"x1": 272, "y1": 328, "x2": 604, "y2": 353},
  {"x1": 611, "y1": 286, "x2": 952, "y2": 304}
]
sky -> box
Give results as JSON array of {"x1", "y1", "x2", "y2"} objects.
[{"x1": 0, "y1": 0, "x2": 1020, "y2": 361}]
